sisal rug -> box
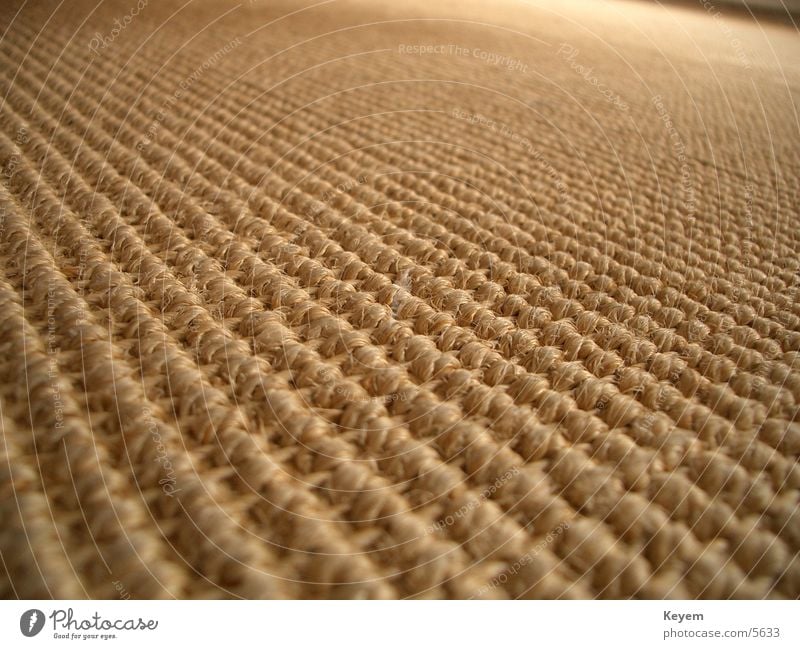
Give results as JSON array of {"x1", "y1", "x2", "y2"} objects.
[{"x1": 0, "y1": 0, "x2": 799, "y2": 599}]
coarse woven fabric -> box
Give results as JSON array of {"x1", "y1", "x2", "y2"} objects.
[{"x1": 0, "y1": 0, "x2": 799, "y2": 600}]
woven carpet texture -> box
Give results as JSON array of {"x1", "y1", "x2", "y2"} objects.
[{"x1": 0, "y1": 0, "x2": 799, "y2": 599}]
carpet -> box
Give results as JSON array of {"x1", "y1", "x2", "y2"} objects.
[{"x1": 0, "y1": 0, "x2": 798, "y2": 599}]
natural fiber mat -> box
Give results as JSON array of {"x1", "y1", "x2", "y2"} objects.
[{"x1": 1, "y1": 0, "x2": 799, "y2": 599}]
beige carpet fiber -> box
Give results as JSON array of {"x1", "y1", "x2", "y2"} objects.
[{"x1": 1, "y1": 0, "x2": 799, "y2": 599}]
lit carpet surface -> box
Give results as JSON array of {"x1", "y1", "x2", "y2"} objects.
[{"x1": 1, "y1": 0, "x2": 799, "y2": 599}]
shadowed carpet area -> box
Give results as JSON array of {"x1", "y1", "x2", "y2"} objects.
[{"x1": 0, "y1": 0, "x2": 799, "y2": 599}]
